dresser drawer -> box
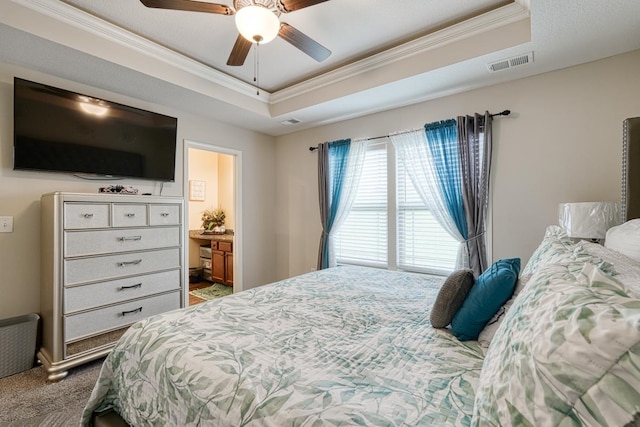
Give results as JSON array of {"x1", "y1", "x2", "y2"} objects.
[
  {"x1": 64, "y1": 203, "x2": 110, "y2": 229},
  {"x1": 64, "y1": 248, "x2": 180, "y2": 286},
  {"x1": 112, "y1": 204, "x2": 148, "y2": 227},
  {"x1": 64, "y1": 291, "x2": 180, "y2": 342},
  {"x1": 64, "y1": 269, "x2": 181, "y2": 313},
  {"x1": 149, "y1": 204, "x2": 181, "y2": 226},
  {"x1": 64, "y1": 226, "x2": 180, "y2": 257}
]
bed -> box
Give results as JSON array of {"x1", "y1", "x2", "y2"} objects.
[
  {"x1": 83, "y1": 118, "x2": 640, "y2": 426},
  {"x1": 82, "y1": 223, "x2": 640, "y2": 426}
]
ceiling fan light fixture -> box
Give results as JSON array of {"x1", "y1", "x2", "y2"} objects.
[{"x1": 235, "y1": 5, "x2": 280, "y2": 44}]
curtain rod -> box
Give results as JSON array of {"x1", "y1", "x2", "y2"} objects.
[{"x1": 308, "y1": 109, "x2": 511, "y2": 151}]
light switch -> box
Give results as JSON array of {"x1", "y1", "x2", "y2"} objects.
[{"x1": 0, "y1": 216, "x2": 14, "y2": 233}]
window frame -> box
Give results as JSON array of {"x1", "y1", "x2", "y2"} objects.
[{"x1": 334, "y1": 139, "x2": 459, "y2": 276}]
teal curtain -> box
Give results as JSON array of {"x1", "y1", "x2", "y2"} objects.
[
  {"x1": 317, "y1": 139, "x2": 351, "y2": 270},
  {"x1": 424, "y1": 120, "x2": 468, "y2": 240}
]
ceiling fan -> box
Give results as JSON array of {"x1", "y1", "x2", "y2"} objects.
[{"x1": 139, "y1": 0, "x2": 332, "y2": 67}]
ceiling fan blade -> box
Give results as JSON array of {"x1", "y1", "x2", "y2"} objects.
[
  {"x1": 139, "y1": 0, "x2": 232, "y2": 15},
  {"x1": 227, "y1": 35, "x2": 252, "y2": 66},
  {"x1": 278, "y1": 23, "x2": 331, "y2": 62},
  {"x1": 279, "y1": 0, "x2": 329, "y2": 13}
]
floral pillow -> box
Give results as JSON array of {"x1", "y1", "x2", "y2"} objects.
[
  {"x1": 578, "y1": 240, "x2": 640, "y2": 297},
  {"x1": 472, "y1": 262, "x2": 640, "y2": 426},
  {"x1": 477, "y1": 225, "x2": 615, "y2": 348},
  {"x1": 520, "y1": 225, "x2": 575, "y2": 276}
]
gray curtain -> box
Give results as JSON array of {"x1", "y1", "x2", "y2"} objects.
[
  {"x1": 316, "y1": 139, "x2": 351, "y2": 270},
  {"x1": 457, "y1": 112, "x2": 492, "y2": 276},
  {"x1": 317, "y1": 141, "x2": 331, "y2": 270}
]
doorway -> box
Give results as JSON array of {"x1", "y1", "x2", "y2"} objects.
[{"x1": 183, "y1": 140, "x2": 243, "y2": 306}]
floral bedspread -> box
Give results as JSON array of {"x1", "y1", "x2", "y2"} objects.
[{"x1": 82, "y1": 266, "x2": 485, "y2": 426}]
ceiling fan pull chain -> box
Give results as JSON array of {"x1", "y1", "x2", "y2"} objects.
[{"x1": 254, "y1": 42, "x2": 260, "y2": 95}]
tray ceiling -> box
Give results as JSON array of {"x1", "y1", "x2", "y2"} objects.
[{"x1": 0, "y1": 0, "x2": 639, "y2": 135}]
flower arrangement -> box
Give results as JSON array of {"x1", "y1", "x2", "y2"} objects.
[{"x1": 202, "y1": 208, "x2": 225, "y2": 231}]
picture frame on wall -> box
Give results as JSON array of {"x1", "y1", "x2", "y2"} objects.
[{"x1": 189, "y1": 180, "x2": 205, "y2": 201}]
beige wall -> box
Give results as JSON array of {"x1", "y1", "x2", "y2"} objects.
[
  {"x1": 0, "y1": 66, "x2": 277, "y2": 319},
  {"x1": 188, "y1": 149, "x2": 219, "y2": 231},
  {"x1": 274, "y1": 49, "x2": 640, "y2": 280},
  {"x1": 218, "y1": 154, "x2": 235, "y2": 230}
]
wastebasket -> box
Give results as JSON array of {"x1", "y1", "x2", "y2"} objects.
[
  {"x1": 189, "y1": 267, "x2": 203, "y2": 283},
  {"x1": 0, "y1": 313, "x2": 39, "y2": 378}
]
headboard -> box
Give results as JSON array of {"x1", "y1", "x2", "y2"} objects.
[{"x1": 622, "y1": 117, "x2": 640, "y2": 221}]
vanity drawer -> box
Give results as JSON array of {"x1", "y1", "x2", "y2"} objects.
[
  {"x1": 149, "y1": 204, "x2": 181, "y2": 226},
  {"x1": 218, "y1": 241, "x2": 233, "y2": 252},
  {"x1": 65, "y1": 291, "x2": 180, "y2": 342},
  {"x1": 64, "y1": 248, "x2": 180, "y2": 286},
  {"x1": 64, "y1": 226, "x2": 180, "y2": 257},
  {"x1": 64, "y1": 203, "x2": 110, "y2": 229},
  {"x1": 64, "y1": 269, "x2": 181, "y2": 313},
  {"x1": 112, "y1": 204, "x2": 148, "y2": 227}
]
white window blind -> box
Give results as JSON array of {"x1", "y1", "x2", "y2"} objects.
[
  {"x1": 334, "y1": 143, "x2": 387, "y2": 267},
  {"x1": 396, "y1": 158, "x2": 459, "y2": 274}
]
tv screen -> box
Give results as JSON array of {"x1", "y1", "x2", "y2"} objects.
[{"x1": 13, "y1": 77, "x2": 177, "y2": 181}]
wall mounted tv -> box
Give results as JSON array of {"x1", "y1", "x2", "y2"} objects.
[{"x1": 13, "y1": 77, "x2": 178, "y2": 181}]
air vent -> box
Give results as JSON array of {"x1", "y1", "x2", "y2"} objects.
[
  {"x1": 280, "y1": 118, "x2": 302, "y2": 125},
  {"x1": 487, "y1": 51, "x2": 534, "y2": 72}
]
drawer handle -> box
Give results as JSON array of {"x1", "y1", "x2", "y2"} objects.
[
  {"x1": 117, "y1": 236, "x2": 142, "y2": 242},
  {"x1": 121, "y1": 307, "x2": 143, "y2": 316},
  {"x1": 160, "y1": 213, "x2": 169, "y2": 217},
  {"x1": 117, "y1": 259, "x2": 142, "y2": 267},
  {"x1": 83, "y1": 213, "x2": 94, "y2": 218},
  {"x1": 125, "y1": 213, "x2": 136, "y2": 217},
  {"x1": 119, "y1": 283, "x2": 142, "y2": 290}
]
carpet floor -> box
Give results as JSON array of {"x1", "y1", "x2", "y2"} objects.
[
  {"x1": 0, "y1": 358, "x2": 103, "y2": 426},
  {"x1": 189, "y1": 283, "x2": 233, "y2": 300},
  {"x1": 2, "y1": 286, "x2": 230, "y2": 426}
]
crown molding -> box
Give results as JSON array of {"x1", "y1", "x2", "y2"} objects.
[
  {"x1": 10, "y1": 0, "x2": 529, "y2": 114},
  {"x1": 11, "y1": 0, "x2": 271, "y2": 100},
  {"x1": 270, "y1": 2, "x2": 530, "y2": 103}
]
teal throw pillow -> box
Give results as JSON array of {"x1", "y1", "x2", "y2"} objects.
[{"x1": 451, "y1": 258, "x2": 521, "y2": 341}]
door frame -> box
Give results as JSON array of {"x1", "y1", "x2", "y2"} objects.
[{"x1": 183, "y1": 139, "x2": 243, "y2": 295}]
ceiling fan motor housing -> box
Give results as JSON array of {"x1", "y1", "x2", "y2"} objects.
[{"x1": 234, "y1": 0, "x2": 281, "y2": 15}]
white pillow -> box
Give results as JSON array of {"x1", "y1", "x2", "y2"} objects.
[
  {"x1": 477, "y1": 275, "x2": 530, "y2": 347},
  {"x1": 605, "y1": 219, "x2": 640, "y2": 261}
]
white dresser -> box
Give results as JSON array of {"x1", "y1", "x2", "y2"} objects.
[{"x1": 39, "y1": 192, "x2": 185, "y2": 381}]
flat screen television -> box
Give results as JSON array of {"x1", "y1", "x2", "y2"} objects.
[{"x1": 13, "y1": 77, "x2": 178, "y2": 181}]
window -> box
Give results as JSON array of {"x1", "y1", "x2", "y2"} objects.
[
  {"x1": 334, "y1": 140, "x2": 458, "y2": 274},
  {"x1": 334, "y1": 143, "x2": 387, "y2": 267}
]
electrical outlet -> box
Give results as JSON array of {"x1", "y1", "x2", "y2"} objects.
[{"x1": 0, "y1": 216, "x2": 14, "y2": 233}]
